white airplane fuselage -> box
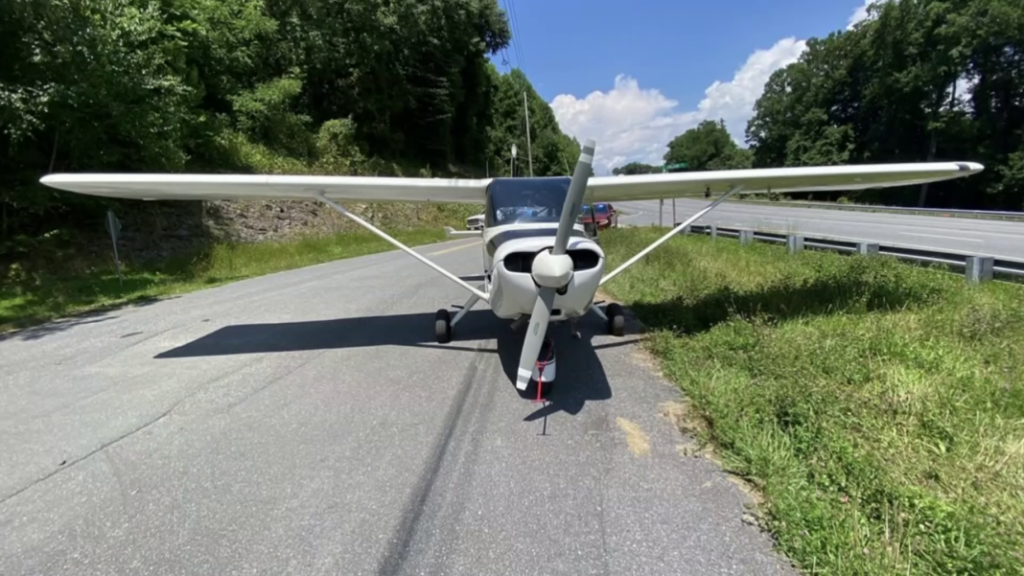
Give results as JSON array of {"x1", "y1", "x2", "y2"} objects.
[{"x1": 479, "y1": 222, "x2": 605, "y2": 321}]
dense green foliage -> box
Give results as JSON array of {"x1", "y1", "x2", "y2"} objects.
[
  {"x1": 612, "y1": 162, "x2": 662, "y2": 175},
  {"x1": 0, "y1": 0, "x2": 579, "y2": 236},
  {"x1": 664, "y1": 119, "x2": 753, "y2": 171},
  {"x1": 602, "y1": 227, "x2": 1024, "y2": 575},
  {"x1": 747, "y1": 0, "x2": 1024, "y2": 209}
]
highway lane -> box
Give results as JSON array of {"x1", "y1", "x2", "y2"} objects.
[
  {"x1": 616, "y1": 199, "x2": 1024, "y2": 259},
  {"x1": 0, "y1": 239, "x2": 793, "y2": 576}
]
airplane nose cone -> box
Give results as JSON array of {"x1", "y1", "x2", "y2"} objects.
[{"x1": 531, "y1": 249, "x2": 573, "y2": 288}]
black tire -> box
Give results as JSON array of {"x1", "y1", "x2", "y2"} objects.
[
  {"x1": 435, "y1": 309, "x2": 452, "y2": 343},
  {"x1": 606, "y1": 303, "x2": 625, "y2": 337}
]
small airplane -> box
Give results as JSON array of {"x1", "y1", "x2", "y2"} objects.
[{"x1": 40, "y1": 141, "x2": 983, "y2": 396}]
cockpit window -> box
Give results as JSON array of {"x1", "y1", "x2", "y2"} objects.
[{"x1": 486, "y1": 177, "x2": 571, "y2": 227}]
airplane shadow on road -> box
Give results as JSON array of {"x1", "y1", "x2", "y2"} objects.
[{"x1": 155, "y1": 309, "x2": 637, "y2": 418}]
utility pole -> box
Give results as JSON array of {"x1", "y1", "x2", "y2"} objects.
[
  {"x1": 511, "y1": 143, "x2": 517, "y2": 177},
  {"x1": 523, "y1": 91, "x2": 533, "y2": 176}
]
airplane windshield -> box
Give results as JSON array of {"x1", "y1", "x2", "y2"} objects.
[{"x1": 486, "y1": 177, "x2": 571, "y2": 227}]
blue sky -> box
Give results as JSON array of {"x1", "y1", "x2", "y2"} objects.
[{"x1": 491, "y1": 0, "x2": 874, "y2": 173}]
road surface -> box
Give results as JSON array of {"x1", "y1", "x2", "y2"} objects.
[
  {"x1": 0, "y1": 240, "x2": 794, "y2": 576},
  {"x1": 617, "y1": 199, "x2": 1024, "y2": 259}
]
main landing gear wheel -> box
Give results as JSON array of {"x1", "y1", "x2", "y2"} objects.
[
  {"x1": 435, "y1": 309, "x2": 452, "y2": 344},
  {"x1": 606, "y1": 303, "x2": 625, "y2": 337}
]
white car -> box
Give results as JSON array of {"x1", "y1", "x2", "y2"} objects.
[{"x1": 466, "y1": 213, "x2": 485, "y2": 230}]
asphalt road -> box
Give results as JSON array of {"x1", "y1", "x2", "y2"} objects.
[
  {"x1": 0, "y1": 239, "x2": 794, "y2": 576},
  {"x1": 617, "y1": 199, "x2": 1024, "y2": 259}
]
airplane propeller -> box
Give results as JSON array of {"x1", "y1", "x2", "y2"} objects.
[{"x1": 515, "y1": 139, "x2": 596, "y2": 390}]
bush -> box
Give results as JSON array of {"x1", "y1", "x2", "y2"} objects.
[
  {"x1": 231, "y1": 75, "x2": 315, "y2": 159},
  {"x1": 314, "y1": 118, "x2": 365, "y2": 174}
]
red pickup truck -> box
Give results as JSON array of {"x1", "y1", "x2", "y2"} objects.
[{"x1": 581, "y1": 202, "x2": 618, "y2": 230}]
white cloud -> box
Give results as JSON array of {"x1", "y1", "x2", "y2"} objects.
[
  {"x1": 847, "y1": 0, "x2": 873, "y2": 29},
  {"x1": 550, "y1": 3, "x2": 873, "y2": 174},
  {"x1": 550, "y1": 38, "x2": 806, "y2": 174},
  {"x1": 550, "y1": 75, "x2": 690, "y2": 174}
]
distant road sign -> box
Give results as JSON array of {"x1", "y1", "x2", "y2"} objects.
[{"x1": 663, "y1": 162, "x2": 688, "y2": 171}]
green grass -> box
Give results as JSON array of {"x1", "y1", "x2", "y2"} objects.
[
  {"x1": 600, "y1": 227, "x2": 1024, "y2": 575},
  {"x1": 1, "y1": 228, "x2": 450, "y2": 332}
]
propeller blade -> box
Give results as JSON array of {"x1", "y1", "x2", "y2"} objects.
[
  {"x1": 516, "y1": 287, "x2": 556, "y2": 390},
  {"x1": 516, "y1": 139, "x2": 596, "y2": 390},
  {"x1": 552, "y1": 139, "x2": 596, "y2": 256}
]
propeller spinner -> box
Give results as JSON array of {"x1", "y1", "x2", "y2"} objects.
[{"x1": 515, "y1": 140, "x2": 596, "y2": 390}]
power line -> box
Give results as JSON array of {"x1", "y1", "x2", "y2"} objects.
[
  {"x1": 501, "y1": 0, "x2": 525, "y2": 73},
  {"x1": 506, "y1": 0, "x2": 527, "y2": 74}
]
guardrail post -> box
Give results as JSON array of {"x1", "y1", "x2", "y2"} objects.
[
  {"x1": 786, "y1": 235, "x2": 804, "y2": 254},
  {"x1": 739, "y1": 230, "x2": 754, "y2": 245},
  {"x1": 710, "y1": 225, "x2": 718, "y2": 239},
  {"x1": 965, "y1": 256, "x2": 994, "y2": 283},
  {"x1": 856, "y1": 243, "x2": 880, "y2": 255}
]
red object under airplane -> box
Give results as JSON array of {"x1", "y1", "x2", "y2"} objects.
[{"x1": 581, "y1": 202, "x2": 618, "y2": 230}]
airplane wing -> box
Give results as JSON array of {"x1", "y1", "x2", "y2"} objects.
[
  {"x1": 38, "y1": 173, "x2": 491, "y2": 204},
  {"x1": 584, "y1": 162, "x2": 985, "y2": 202},
  {"x1": 40, "y1": 162, "x2": 982, "y2": 204}
]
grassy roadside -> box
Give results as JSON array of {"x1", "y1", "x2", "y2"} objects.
[
  {"x1": 1, "y1": 228, "x2": 451, "y2": 333},
  {"x1": 600, "y1": 227, "x2": 1024, "y2": 575}
]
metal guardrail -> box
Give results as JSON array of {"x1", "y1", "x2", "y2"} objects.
[
  {"x1": 684, "y1": 224, "x2": 1024, "y2": 282},
  {"x1": 731, "y1": 199, "x2": 1024, "y2": 220}
]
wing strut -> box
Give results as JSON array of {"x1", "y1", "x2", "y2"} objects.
[
  {"x1": 599, "y1": 185, "x2": 744, "y2": 286},
  {"x1": 316, "y1": 194, "x2": 488, "y2": 302}
]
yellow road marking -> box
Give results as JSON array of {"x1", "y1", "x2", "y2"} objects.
[
  {"x1": 427, "y1": 241, "x2": 480, "y2": 256},
  {"x1": 615, "y1": 417, "x2": 651, "y2": 456}
]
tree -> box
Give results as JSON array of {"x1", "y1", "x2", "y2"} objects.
[
  {"x1": 612, "y1": 162, "x2": 661, "y2": 175},
  {"x1": 665, "y1": 120, "x2": 752, "y2": 170},
  {"x1": 484, "y1": 68, "x2": 579, "y2": 177},
  {"x1": 2, "y1": 0, "x2": 576, "y2": 235},
  {"x1": 746, "y1": 0, "x2": 1024, "y2": 210}
]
